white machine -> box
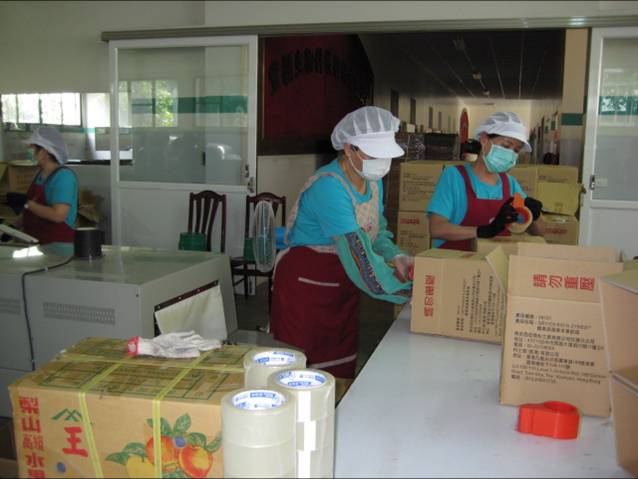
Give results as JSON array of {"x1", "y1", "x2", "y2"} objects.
[{"x1": 0, "y1": 243, "x2": 282, "y2": 417}]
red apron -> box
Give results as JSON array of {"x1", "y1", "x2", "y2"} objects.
[
  {"x1": 440, "y1": 165, "x2": 510, "y2": 251},
  {"x1": 23, "y1": 167, "x2": 75, "y2": 245},
  {"x1": 271, "y1": 171, "x2": 380, "y2": 379}
]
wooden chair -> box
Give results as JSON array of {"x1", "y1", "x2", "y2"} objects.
[
  {"x1": 188, "y1": 190, "x2": 226, "y2": 253},
  {"x1": 231, "y1": 192, "x2": 286, "y2": 312}
]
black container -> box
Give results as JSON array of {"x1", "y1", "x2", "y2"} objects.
[{"x1": 74, "y1": 227, "x2": 103, "y2": 259}]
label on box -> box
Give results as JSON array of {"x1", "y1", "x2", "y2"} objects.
[{"x1": 500, "y1": 296, "x2": 610, "y2": 416}]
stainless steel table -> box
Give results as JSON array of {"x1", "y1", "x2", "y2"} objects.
[{"x1": 334, "y1": 307, "x2": 627, "y2": 478}]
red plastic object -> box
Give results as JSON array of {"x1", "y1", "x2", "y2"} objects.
[{"x1": 517, "y1": 401, "x2": 580, "y2": 439}]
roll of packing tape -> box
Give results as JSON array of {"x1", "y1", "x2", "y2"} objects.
[
  {"x1": 298, "y1": 447, "x2": 335, "y2": 479},
  {"x1": 244, "y1": 348, "x2": 307, "y2": 388},
  {"x1": 507, "y1": 204, "x2": 533, "y2": 234},
  {"x1": 222, "y1": 388, "x2": 297, "y2": 478},
  {"x1": 268, "y1": 369, "x2": 336, "y2": 478}
]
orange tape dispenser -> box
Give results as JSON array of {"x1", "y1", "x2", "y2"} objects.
[
  {"x1": 517, "y1": 401, "x2": 580, "y2": 439},
  {"x1": 507, "y1": 192, "x2": 533, "y2": 234}
]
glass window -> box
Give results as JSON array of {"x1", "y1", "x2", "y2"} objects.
[
  {"x1": 1, "y1": 94, "x2": 18, "y2": 124},
  {"x1": 41, "y1": 93, "x2": 62, "y2": 124},
  {"x1": 86, "y1": 93, "x2": 110, "y2": 128},
  {"x1": 62, "y1": 93, "x2": 81, "y2": 125},
  {"x1": 131, "y1": 80, "x2": 153, "y2": 127},
  {"x1": 18, "y1": 94, "x2": 39, "y2": 124}
]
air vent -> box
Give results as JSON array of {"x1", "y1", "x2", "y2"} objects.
[
  {"x1": 43, "y1": 302, "x2": 115, "y2": 325},
  {"x1": 0, "y1": 298, "x2": 21, "y2": 315}
]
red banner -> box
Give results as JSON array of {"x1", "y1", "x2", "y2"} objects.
[{"x1": 260, "y1": 35, "x2": 374, "y2": 154}]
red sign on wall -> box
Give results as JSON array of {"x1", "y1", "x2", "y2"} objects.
[{"x1": 260, "y1": 35, "x2": 374, "y2": 155}]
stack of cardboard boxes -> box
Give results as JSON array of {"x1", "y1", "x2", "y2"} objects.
[
  {"x1": 395, "y1": 160, "x2": 461, "y2": 256},
  {"x1": 509, "y1": 164, "x2": 582, "y2": 245},
  {"x1": 600, "y1": 269, "x2": 638, "y2": 475}
]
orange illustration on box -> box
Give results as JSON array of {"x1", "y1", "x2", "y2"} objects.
[{"x1": 106, "y1": 413, "x2": 221, "y2": 478}]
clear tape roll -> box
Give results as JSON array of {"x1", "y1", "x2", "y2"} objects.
[
  {"x1": 297, "y1": 413, "x2": 334, "y2": 451},
  {"x1": 244, "y1": 348, "x2": 307, "y2": 388},
  {"x1": 221, "y1": 388, "x2": 296, "y2": 447},
  {"x1": 298, "y1": 447, "x2": 335, "y2": 479},
  {"x1": 223, "y1": 438, "x2": 297, "y2": 478},
  {"x1": 268, "y1": 369, "x2": 336, "y2": 478},
  {"x1": 507, "y1": 205, "x2": 533, "y2": 234}
]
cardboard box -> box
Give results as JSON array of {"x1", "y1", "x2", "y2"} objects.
[
  {"x1": 509, "y1": 165, "x2": 538, "y2": 197},
  {"x1": 537, "y1": 182, "x2": 583, "y2": 216},
  {"x1": 10, "y1": 338, "x2": 250, "y2": 478},
  {"x1": 399, "y1": 161, "x2": 461, "y2": 212},
  {"x1": 494, "y1": 243, "x2": 623, "y2": 417},
  {"x1": 0, "y1": 161, "x2": 38, "y2": 194},
  {"x1": 411, "y1": 248, "x2": 508, "y2": 344},
  {"x1": 474, "y1": 234, "x2": 546, "y2": 257},
  {"x1": 537, "y1": 165, "x2": 579, "y2": 184},
  {"x1": 543, "y1": 214, "x2": 580, "y2": 245},
  {"x1": 600, "y1": 269, "x2": 638, "y2": 476},
  {"x1": 396, "y1": 211, "x2": 430, "y2": 256}
]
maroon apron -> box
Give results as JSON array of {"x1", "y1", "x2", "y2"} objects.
[
  {"x1": 271, "y1": 172, "x2": 380, "y2": 379},
  {"x1": 440, "y1": 165, "x2": 511, "y2": 251},
  {"x1": 23, "y1": 167, "x2": 75, "y2": 245}
]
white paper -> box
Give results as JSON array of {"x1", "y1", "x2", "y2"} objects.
[{"x1": 155, "y1": 284, "x2": 227, "y2": 340}]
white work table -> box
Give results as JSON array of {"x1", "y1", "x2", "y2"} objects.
[{"x1": 334, "y1": 308, "x2": 628, "y2": 478}]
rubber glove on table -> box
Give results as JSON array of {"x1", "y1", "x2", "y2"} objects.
[{"x1": 127, "y1": 331, "x2": 221, "y2": 358}]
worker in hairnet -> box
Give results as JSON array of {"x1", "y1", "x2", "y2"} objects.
[
  {"x1": 16, "y1": 126, "x2": 78, "y2": 244},
  {"x1": 428, "y1": 111, "x2": 544, "y2": 250},
  {"x1": 271, "y1": 106, "x2": 413, "y2": 379}
]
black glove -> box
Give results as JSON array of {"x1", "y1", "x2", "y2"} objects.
[
  {"x1": 477, "y1": 197, "x2": 518, "y2": 238},
  {"x1": 524, "y1": 196, "x2": 543, "y2": 221}
]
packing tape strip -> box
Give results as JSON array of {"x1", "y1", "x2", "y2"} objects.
[
  {"x1": 268, "y1": 369, "x2": 335, "y2": 423},
  {"x1": 221, "y1": 388, "x2": 296, "y2": 448},
  {"x1": 297, "y1": 413, "x2": 334, "y2": 451},
  {"x1": 223, "y1": 438, "x2": 297, "y2": 477},
  {"x1": 243, "y1": 347, "x2": 307, "y2": 388},
  {"x1": 151, "y1": 350, "x2": 215, "y2": 478},
  {"x1": 298, "y1": 447, "x2": 335, "y2": 479}
]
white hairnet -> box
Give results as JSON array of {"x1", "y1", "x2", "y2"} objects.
[
  {"x1": 474, "y1": 111, "x2": 531, "y2": 152},
  {"x1": 331, "y1": 106, "x2": 404, "y2": 158},
  {"x1": 24, "y1": 126, "x2": 69, "y2": 164}
]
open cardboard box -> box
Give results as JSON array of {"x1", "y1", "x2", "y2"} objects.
[
  {"x1": 473, "y1": 234, "x2": 546, "y2": 257},
  {"x1": 600, "y1": 269, "x2": 638, "y2": 476},
  {"x1": 487, "y1": 243, "x2": 623, "y2": 417},
  {"x1": 411, "y1": 247, "x2": 508, "y2": 344}
]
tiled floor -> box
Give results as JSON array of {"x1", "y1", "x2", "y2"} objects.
[{"x1": 234, "y1": 282, "x2": 396, "y2": 376}]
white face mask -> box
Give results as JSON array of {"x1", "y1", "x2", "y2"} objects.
[{"x1": 348, "y1": 151, "x2": 392, "y2": 181}]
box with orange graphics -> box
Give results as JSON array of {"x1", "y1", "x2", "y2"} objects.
[{"x1": 9, "y1": 339, "x2": 248, "y2": 478}]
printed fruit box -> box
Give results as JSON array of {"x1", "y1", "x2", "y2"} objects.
[{"x1": 9, "y1": 341, "x2": 249, "y2": 478}]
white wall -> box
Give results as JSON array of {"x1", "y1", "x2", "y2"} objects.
[
  {"x1": 203, "y1": 1, "x2": 638, "y2": 26},
  {"x1": 0, "y1": 1, "x2": 204, "y2": 93}
]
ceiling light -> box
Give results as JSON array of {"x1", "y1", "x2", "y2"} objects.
[{"x1": 472, "y1": 71, "x2": 482, "y2": 80}]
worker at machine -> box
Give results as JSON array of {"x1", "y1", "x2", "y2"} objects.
[
  {"x1": 15, "y1": 126, "x2": 78, "y2": 244},
  {"x1": 428, "y1": 111, "x2": 544, "y2": 250},
  {"x1": 271, "y1": 106, "x2": 413, "y2": 379}
]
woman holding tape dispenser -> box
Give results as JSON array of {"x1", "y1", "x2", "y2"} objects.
[{"x1": 428, "y1": 111, "x2": 545, "y2": 250}]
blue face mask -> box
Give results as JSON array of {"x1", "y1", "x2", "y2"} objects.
[{"x1": 484, "y1": 143, "x2": 517, "y2": 173}]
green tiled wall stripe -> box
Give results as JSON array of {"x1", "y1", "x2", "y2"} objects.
[
  {"x1": 131, "y1": 96, "x2": 247, "y2": 114},
  {"x1": 598, "y1": 96, "x2": 638, "y2": 116},
  {"x1": 561, "y1": 113, "x2": 583, "y2": 126}
]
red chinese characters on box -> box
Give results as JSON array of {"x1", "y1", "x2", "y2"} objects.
[
  {"x1": 19, "y1": 396, "x2": 45, "y2": 479},
  {"x1": 62, "y1": 426, "x2": 88, "y2": 458},
  {"x1": 532, "y1": 274, "x2": 595, "y2": 291},
  {"x1": 423, "y1": 274, "x2": 435, "y2": 317}
]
